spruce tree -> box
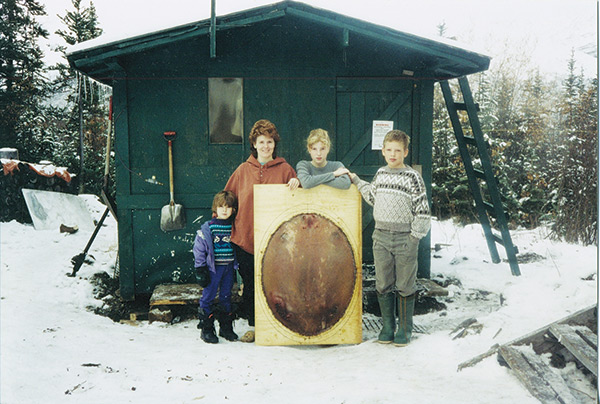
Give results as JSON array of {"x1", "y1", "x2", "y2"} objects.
[
  {"x1": 552, "y1": 52, "x2": 598, "y2": 244},
  {"x1": 49, "y1": 0, "x2": 108, "y2": 195},
  {"x1": 431, "y1": 24, "x2": 476, "y2": 222},
  {"x1": 0, "y1": 0, "x2": 49, "y2": 160}
]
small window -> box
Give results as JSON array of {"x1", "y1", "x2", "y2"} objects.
[{"x1": 209, "y1": 78, "x2": 243, "y2": 144}]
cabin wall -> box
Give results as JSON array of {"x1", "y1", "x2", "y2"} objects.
[{"x1": 112, "y1": 15, "x2": 434, "y2": 299}]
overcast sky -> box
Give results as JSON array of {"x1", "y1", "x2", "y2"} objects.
[{"x1": 39, "y1": 0, "x2": 597, "y2": 77}]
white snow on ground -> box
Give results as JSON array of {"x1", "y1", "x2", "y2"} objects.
[{"x1": 1, "y1": 195, "x2": 597, "y2": 403}]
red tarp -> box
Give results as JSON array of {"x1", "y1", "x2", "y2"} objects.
[{"x1": 1, "y1": 159, "x2": 72, "y2": 183}]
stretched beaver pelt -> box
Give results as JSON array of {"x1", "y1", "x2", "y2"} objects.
[{"x1": 261, "y1": 213, "x2": 356, "y2": 336}]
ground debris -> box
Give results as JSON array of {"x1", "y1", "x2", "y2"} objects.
[
  {"x1": 582, "y1": 273, "x2": 596, "y2": 281},
  {"x1": 450, "y1": 317, "x2": 483, "y2": 340},
  {"x1": 503, "y1": 252, "x2": 545, "y2": 264},
  {"x1": 59, "y1": 224, "x2": 79, "y2": 234},
  {"x1": 87, "y1": 271, "x2": 149, "y2": 322},
  {"x1": 64, "y1": 381, "x2": 86, "y2": 395}
]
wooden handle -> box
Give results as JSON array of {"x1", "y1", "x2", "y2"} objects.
[{"x1": 168, "y1": 140, "x2": 175, "y2": 203}]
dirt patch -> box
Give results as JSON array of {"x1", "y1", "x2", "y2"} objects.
[{"x1": 87, "y1": 272, "x2": 149, "y2": 322}]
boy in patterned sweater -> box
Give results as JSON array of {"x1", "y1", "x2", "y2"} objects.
[
  {"x1": 193, "y1": 190, "x2": 239, "y2": 344},
  {"x1": 350, "y1": 130, "x2": 430, "y2": 346}
]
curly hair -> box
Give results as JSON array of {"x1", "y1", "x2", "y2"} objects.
[
  {"x1": 249, "y1": 119, "x2": 280, "y2": 158},
  {"x1": 306, "y1": 128, "x2": 331, "y2": 151}
]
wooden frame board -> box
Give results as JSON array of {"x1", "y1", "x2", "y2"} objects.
[{"x1": 254, "y1": 184, "x2": 362, "y2": 345}]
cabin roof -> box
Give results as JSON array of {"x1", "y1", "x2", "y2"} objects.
[{"x1": 67, "y1": 1, "x2": 490, "y2": 81}]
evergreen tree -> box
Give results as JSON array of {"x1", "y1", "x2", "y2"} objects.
[
  {"x1": 0, "y1": 0, "x2": 49, "y2": 160},
  {"x1": 551, "y1": 52, "x2": 598, "y2": 244},
  {"x1": 509, "y1": 69, "x2": 555, "y2": 227},
  {"x1": 48, "y1": 0, "x2": 109, "y2": 195},
  {"x1": 430, "y1": 25, "x2": 476, "y2": 223}
]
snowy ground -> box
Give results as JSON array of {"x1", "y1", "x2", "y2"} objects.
[{"x1": 1, "y1": 195, "x2": 597, "y2": 403}]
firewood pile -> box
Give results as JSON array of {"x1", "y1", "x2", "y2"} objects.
[{"x1": 1, "y1": 159, "x2": 75, "y2": 223}]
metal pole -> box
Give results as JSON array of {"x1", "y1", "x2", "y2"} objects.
[{"x1": 210, "y1": 0, "x2": 216, "y2": 58}]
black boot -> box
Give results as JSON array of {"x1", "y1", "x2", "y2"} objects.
[
  {"x1": 198, "y1": 309, "x2": 218, "y2": 344},
  {"x1": 218, "y1": 312, "x2": 238, "y2": 341}
]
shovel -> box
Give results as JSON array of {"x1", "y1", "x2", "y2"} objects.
[{"x1": 160, "y1": 131, "x2": 186, "y2": 231}]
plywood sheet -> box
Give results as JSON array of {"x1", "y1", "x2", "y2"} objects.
[
  {"x1": 254, "y1": 184, "x2": 362, "y2": 345},
  {"x1": 22, "y1": 188, "x2": 94, "y2": 230}
]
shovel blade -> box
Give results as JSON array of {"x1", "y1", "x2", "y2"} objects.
[{"x1": 160, "y1": 203, "x2": 186, "y2": 232}]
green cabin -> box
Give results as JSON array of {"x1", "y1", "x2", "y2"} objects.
[{"x1": 67, "y1": 1, "x2": 490, "y2": 300}]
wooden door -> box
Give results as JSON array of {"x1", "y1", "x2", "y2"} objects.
[{"x1": 336, "y1": 78, "x2": 415, "y2": 261}]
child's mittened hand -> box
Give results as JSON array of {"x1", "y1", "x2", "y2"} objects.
[{"x1": 196, "y1": 266, "x2": 210, "y2": 288}]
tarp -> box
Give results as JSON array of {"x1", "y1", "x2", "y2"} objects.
[{"x1": 1, "y1": 159, "x2": 72, "y2": 183}]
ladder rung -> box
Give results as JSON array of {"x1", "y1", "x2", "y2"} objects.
[
  {"x1": 462, "y1": 136, "x2": 477, "y2": 145},
  {"x1": 454, "y1": 102, "x2": 480, "y2": 112},
  {"x1": 492, "y1": 232, "x2": 504, "y2": 245},
  {"x1": 492, "y1": 232, "x2": 519, "y2": 254},
  {"x1": 483, "y1": 201, "x2": 497, "y2": 217},
  {"x1": 484, "y1": 200, "x2": 509, "y2": 217},
  {"x1": 473, "y1": 169, "x2": 486, "y2": 180}
]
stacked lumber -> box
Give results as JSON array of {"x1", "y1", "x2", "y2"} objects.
[
  {"x1": 459, "y1": 305, "x2": 597, "y2": 404},
  {"x1": 1, "y1": 159, "x2": 75, "y2": 223}
]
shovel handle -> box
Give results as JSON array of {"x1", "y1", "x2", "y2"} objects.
[
  {"x1": 164, "y1": 132, "x2": 177, "y2": 203},
  {"x1": 168, "y1": 139, "x2": 175, "y2": 203}
]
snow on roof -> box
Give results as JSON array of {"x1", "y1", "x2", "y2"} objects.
[{"x1": 66, "y1": 0, "x2": 489, "y2": 60}]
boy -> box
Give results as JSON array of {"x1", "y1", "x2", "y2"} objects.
[
  {"x1": 193, "y1": 190, "x2": 239, "y2": 344},
  {"x1": 350, "y1": 130, "x2": 430, "y2": 346}
]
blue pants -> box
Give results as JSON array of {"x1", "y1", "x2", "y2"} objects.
[{"x1": 199, "y1": 262, "x2": 235, "y2": 313}]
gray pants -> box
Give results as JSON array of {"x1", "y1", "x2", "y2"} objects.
[{"x1": 372, "y1": 229, "x2": 419, "y2": 296}]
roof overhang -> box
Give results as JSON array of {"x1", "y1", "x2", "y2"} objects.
[{"x1": 67, "y1": 1, "x2": 490, "y2": 83}]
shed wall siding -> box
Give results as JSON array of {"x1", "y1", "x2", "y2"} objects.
[{"x1": 107, "y1": 17, "x2": 435, "y2": 299}]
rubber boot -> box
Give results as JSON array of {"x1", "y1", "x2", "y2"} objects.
[
  {"x1": 197, "y1": 309, "x2": 218, "y2": 344},
  {"x1": 218, "y1": 312, "x2": 238, "y2": 341},
  {"x1": 394, "y1": 293, "x2": 415, "y2": 346},
  {"x1": 376, "y1": 292, "x2": 396, "y2": 344}
]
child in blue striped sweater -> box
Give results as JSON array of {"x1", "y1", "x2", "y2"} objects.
[{"x1": 193, "y1": 190, "x2": 239, "y2": 344}]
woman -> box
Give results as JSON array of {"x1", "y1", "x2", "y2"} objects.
[
  {"x1": 296, "y1": 128, "x2": 351, "y2": 189},
  {"x1": 224, "y1": 119, "x2": 299, "y2": 342}
]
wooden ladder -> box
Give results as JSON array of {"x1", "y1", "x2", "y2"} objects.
[{"x1": 439, "y1": 76, "x2": 521, "y2": 276}]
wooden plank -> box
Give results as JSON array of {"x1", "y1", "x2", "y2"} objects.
[
  {"x1": 521, "y1": 348, "x2": 579, "y2": 404},
  {"x1": 549, "y1": 324, "x2": 598, "y2": 377},
  {"x1": 416, "y1": 278, "x2": 448, "y2": 297},
  {"x1": 150, "y1": 283, "x2": 202, "y2": 306},
  {"x1": 498, "y1": 346, "x2": 574, "y2": 404},
  {"x1": 254, "y1": 184, "x2": 362, "y2": 346},
  {"x1": 574, "y1": 326, "x2": 597, "y2": 351},
  {"x1": 458, "y1": 304, "x2": 597, "y2": 371}
]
